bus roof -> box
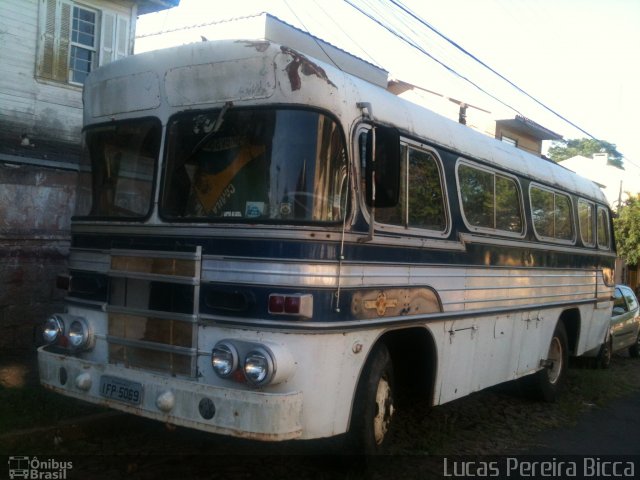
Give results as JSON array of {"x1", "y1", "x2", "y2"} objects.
[{"x1": 84, "y1": 39, "x2": 607, "y2": 205}]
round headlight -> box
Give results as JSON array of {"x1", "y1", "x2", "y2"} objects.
[
  {"x1": 243, "y1": 348, "x2": 275, "y2": 386},
  {"x1": 211, "y1": 341, "x2": 238, "y2": 378},
  {"x1": 68, "y1": 318, "x2": 91, "y2": 351},
  {"x1": 43, "y1": 315, "x2": 64, "y2": 345}
]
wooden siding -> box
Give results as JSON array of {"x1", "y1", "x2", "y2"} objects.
[
  {"x1": 0, "y1": 0, "x2": 137, "y2": 147},
  {"x1": 495, "y1": 124, "x2": 543, "y2": 156}
]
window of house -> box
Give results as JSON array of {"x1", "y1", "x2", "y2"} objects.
[
  {"x1": 37, "y1": 0, "x2": 130, "y2": 85},
  {"x1": 70, "y1": 6, "x2": 97, "y2": 84},
  {"x1": 501, "y1": 135, "x2": 518, "y2": 147},
  {"x1": 530, "y1": 185, "x2": 574, "y2": 242},
  {"x1": 457, "y1": 162, "x2": 523, "y2": 234}
]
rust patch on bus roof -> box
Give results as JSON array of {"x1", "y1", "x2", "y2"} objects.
[
  {"x1": 238, "y1": 40, "x2": 271, "y2": 52},
  {"x1": 280, "y1": 46, "x2": 337, "y2": 91}
]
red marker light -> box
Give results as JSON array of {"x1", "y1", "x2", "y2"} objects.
[
  {"x1": 268, "y1": 294, "x2": 313, "y2": 319},
  {"x1": 284, "y1": 296, "x2": 301, "y2": 314},
  {"x1": 268, "y1": 295, "x2": 285, "y2": 313}
]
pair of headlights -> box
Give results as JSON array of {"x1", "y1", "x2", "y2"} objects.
[
  {"x1": 43, "y1": 315, "x2": 93, "y2": 352},
  {"x1": 211, "y1": 341, "x2": 276, "y2": 386}
]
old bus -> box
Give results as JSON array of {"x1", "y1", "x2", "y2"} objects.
[{"x1": 39, "y1": 33, "x2": 615, "y2": 453}]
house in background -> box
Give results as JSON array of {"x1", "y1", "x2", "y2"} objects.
[
  {"x1": 0, "y1": 0, "x2": 179, "y2": 354},
  {"x1": 494, "y1": 115, "x2": 563, "y2": 157},
  {"x1": 389, "y1": 79, "x2": 563, "y2": 158}
]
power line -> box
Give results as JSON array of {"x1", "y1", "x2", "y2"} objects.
[
  {"x1": 345, "y1": 0, "x2": 638, "y2": 170},
  {"x1": 343, "y1": 0, "x2": 527, "y2": 117},
  {"x1": 310, "y1": 0, "x2": 382, "y2": 68},
  {"x1": 388, "y1": 0, "x2": 601, "y2": 141}
]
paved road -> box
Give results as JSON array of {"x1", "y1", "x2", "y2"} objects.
[{"x1": 530, "y1": 389, "x2": 640, "y2": 455}]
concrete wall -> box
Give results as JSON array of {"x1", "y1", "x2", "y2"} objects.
[{"x1": 0, "y1": 162, "x2": 77, "y2": 353}]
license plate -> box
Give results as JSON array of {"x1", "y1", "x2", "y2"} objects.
[{"x1": 99, "y1": 375, "x2": 143, "y2": 405}]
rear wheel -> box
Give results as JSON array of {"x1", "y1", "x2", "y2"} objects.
[
  {"x1": 529, "y1": 322, "x2": 568, "y2": 402},
  {"x1": 349, "y1": 343, "x2": 395, "y2": 454},
  {"x1": 596, "y1": 336, "x2": 612, "y2": 369}
]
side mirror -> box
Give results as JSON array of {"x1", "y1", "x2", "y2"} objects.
[
  {"x1": 365, "y1": 126, "x2": 400, "y2": 208},
  {"x1": 612, "y1": 306, "x2": 626, "y2": 316}
]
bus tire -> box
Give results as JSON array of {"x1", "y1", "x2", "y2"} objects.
[
  {"x1": 595, "y1": 335, "x2": 612, "y2": 369},
  {"x1": 530, "y1": 322, "x2": 568, "y2": 402},
  {"x1": 349, "y1": 342, "x2": 395, "y2": 454}
]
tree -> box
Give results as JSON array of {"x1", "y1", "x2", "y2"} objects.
[
  {"x1": 548, "y1": 138, "x2": 623, "y2": 168},
  {"x1": 614, "y1": 194, "x2": 640, "y2": 266}
]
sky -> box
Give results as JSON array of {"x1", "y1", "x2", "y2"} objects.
[{"x1": 136, "y1": 0, "x2": 640, "y2": 171}]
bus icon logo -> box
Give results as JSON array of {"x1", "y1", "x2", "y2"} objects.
[{"x1": 8, "y1": 456, "x2": 29, "y2": 479}]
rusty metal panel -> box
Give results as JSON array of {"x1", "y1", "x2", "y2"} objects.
[
  {"x1": 111, "y1": 255, "x2": 196, "y2": 277},
  {"x1": 89, "y1": 71, "x2": 161, "y2": 116},
  {"x1": 351, "y1": 288, "x2": 441, "y2": 319},
  {"x1": 165, "y1": 56, "x2": 275, "y2": 107}
]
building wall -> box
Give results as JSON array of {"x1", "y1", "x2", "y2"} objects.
[
  {"x1": 494, "y1": 124, "x2": 542, "y2": 156},
  {"x1": 2, "y1": 0, "x2": 81, "y2": 144},
  {"x1": 0, "y1": 163, "x2": 76, "y2": 352},
  {"x1": 0, "y1": 0, "x2": 139, "y2": 353}
]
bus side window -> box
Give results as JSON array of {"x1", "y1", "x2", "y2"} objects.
[
  {"x1": 597, "y1": 206, "x2": 611, "y2": 249},
  {"x1": 364, "y1": 126, "x2": 400, "y2": 208},
  {"x1": 578, "y1": 199, "x2": 595, "y2": 247},
  {"x1": 530, "y1": 185, "x2": 574, "y2": 242}
]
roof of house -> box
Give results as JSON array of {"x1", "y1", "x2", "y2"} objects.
[
  {"x1": 495, "y1": 115, "x2": 563, "y2": 141},
  {"x1": 135, "y1": 0, "x2": 180, "y2": 15}
]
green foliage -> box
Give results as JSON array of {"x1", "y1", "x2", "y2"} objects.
[
  {"x1": 614, "y1": 194, "x2": 640, "y2": 266},
  {"x1": 548, "y1": 138, "x2": 623, "y2": 168}
]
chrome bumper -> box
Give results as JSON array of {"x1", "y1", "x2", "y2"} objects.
[{"x1": 38, "y1": 347, "x2": 303, "y2": 441}]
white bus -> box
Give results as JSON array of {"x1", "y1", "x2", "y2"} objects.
[{"x1": 39, "y1": 35, "x2": 615, "y2": 453}]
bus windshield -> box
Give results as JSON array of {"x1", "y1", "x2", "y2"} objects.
[
  {"x1": 161, "y1": 108, "x2": 348, "y2": 223},
  {"x1": 75, "y1": 118, "x2": 161, "y2": 218}
]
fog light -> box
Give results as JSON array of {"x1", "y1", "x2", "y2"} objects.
[
  {"x1": 43, "y1": 315, "x2": 64, "y2": 345},
  {"x1": 68, "y1": 318, "x2": 92, "y2": 351},
  {"x1": 156, "y1": 390, "x2": 176, "y2": 412},
  {"x1": 211, "y1": 341, "x2": 238, "y2": 378},
  {"x1": 243, "y1": 348, "x2": 274, "y2": 386},
  {"x1": 75, "y1": 372, "x2": 92, "y2": 391}
]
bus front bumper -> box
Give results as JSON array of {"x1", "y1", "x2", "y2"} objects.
[{"x1": 38, "y1": 347, "x2": 303, "y2": 441}]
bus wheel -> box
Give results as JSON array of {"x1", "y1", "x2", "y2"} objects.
[
  {"x1": 530, "y1": 322, "x2": 568, "y2": 402},
  {"x1": 349, "y1": 343, "x2": 395, "y2": 454},
  {"x1": 596, "y1": 336, "x2": 612, "y2": 369}
]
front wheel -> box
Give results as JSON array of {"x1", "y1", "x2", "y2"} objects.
[
  {"x1": 348, "y1": 343, "x2": 396, "y2": 454},
  {"x1": 528, "y1": 322, "x2": 569, "y2": 402}
]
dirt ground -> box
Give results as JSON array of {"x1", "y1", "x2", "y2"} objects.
[{"x1": 2, "y1": 352, "x2": 639, "y2": 479}]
